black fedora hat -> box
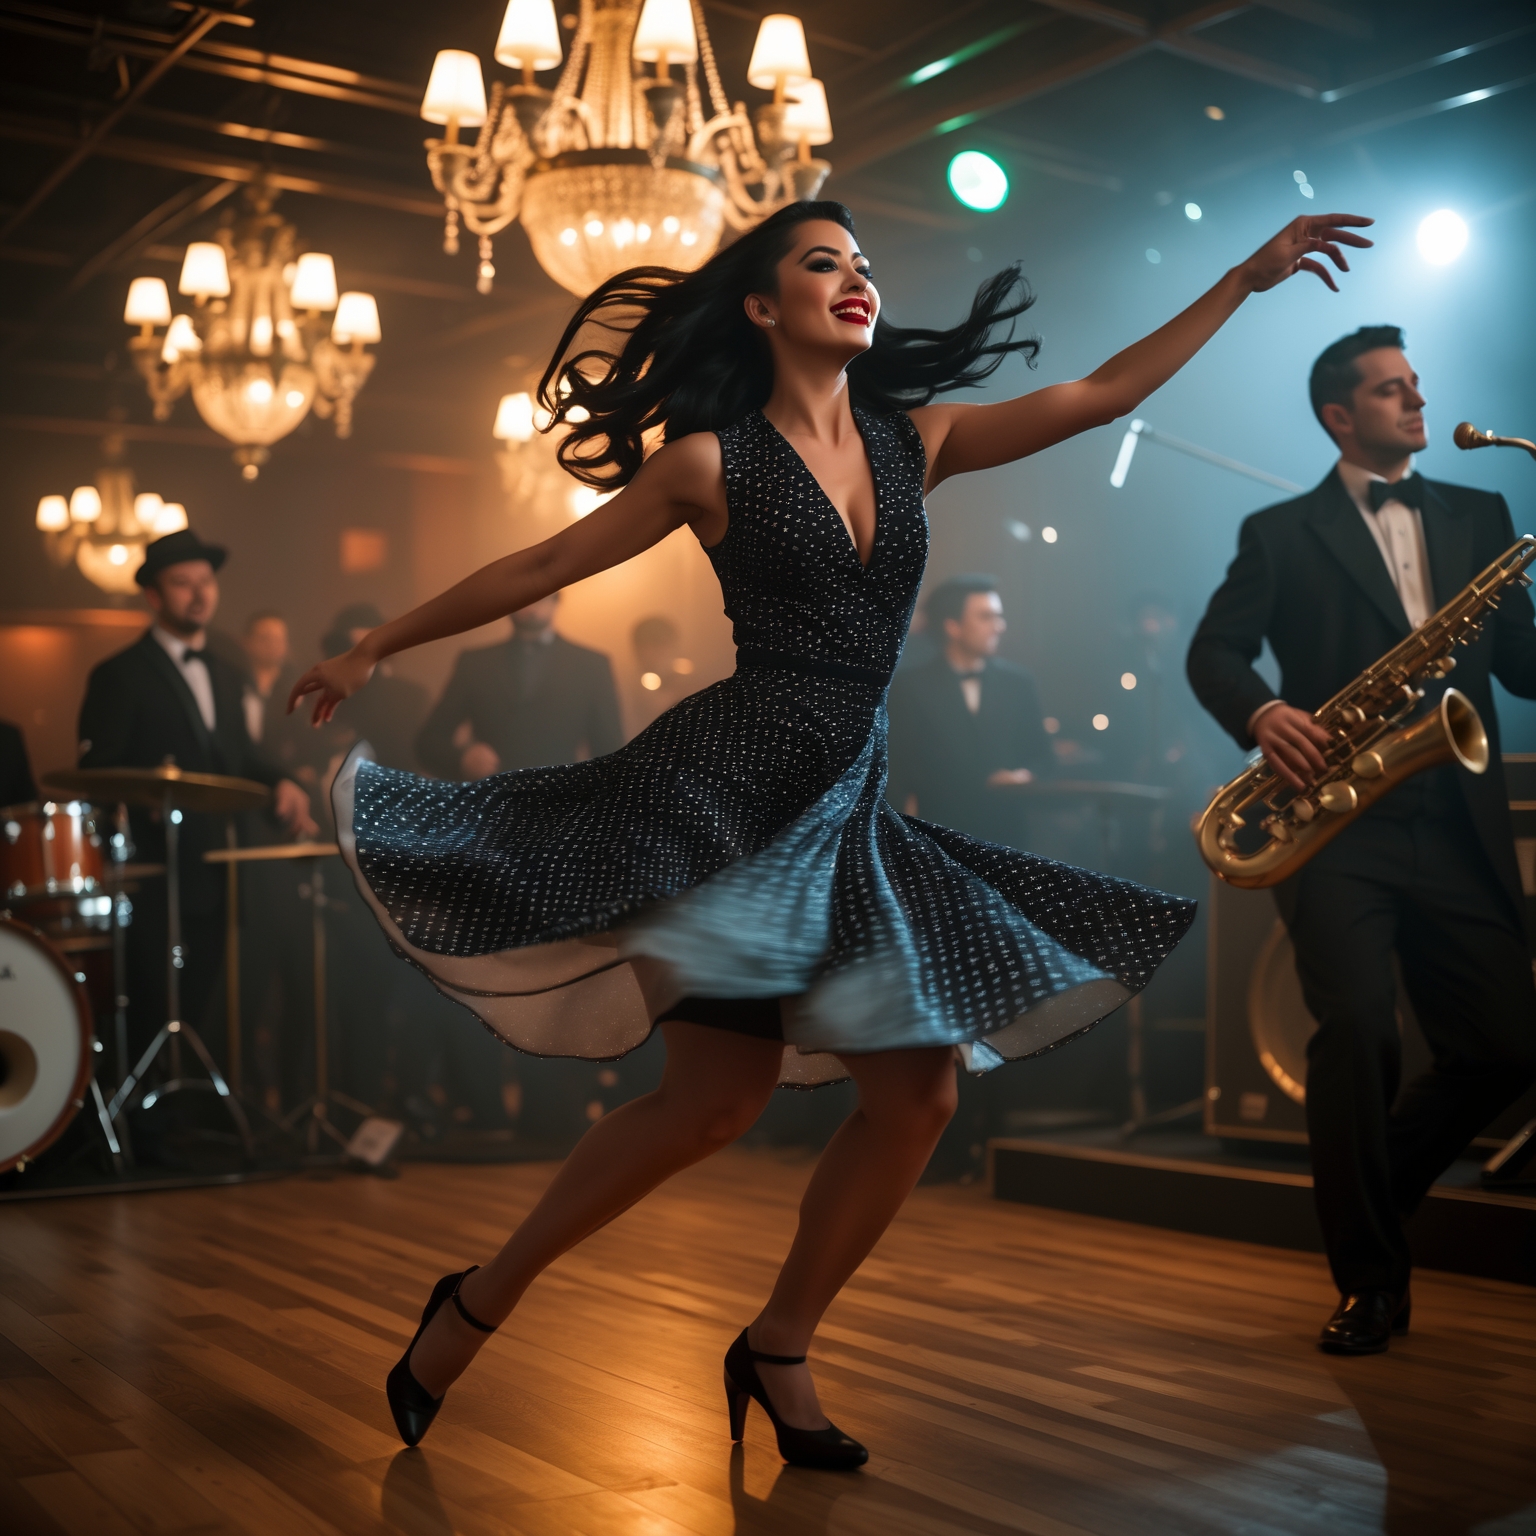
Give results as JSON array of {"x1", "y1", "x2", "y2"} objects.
[{"x1": 135, "y1": 528, "x2": 228, "y2": 587}]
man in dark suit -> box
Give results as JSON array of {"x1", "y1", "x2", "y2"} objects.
[
  {"x1": 1188, "y1": 326, "x2": 1536, "y2": 1354},
  {"x1": 887, "y1": 575, "x2": 1052, "y2": 849},
  {"x1": 78, "y1": 529, "x2": 314, "y2": 1060},
  {"x1": 0, "y1": 719, "x2": 37, "y2": 808},
  {"x1": 416, "y1": 592, "x2": 622, "y2": 779}
]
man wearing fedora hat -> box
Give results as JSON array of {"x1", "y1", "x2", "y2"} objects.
[{"x1": 77, "y1": 529, "x2": 316, "y2": 1073}]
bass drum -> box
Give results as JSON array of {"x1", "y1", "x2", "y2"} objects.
[{"x1": 0, "y1": 917, "x2": 94, "y2": 1173}]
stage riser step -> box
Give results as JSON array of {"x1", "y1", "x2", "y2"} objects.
[{"x1": 990, "y1": 1141, "x2": 1535, "y2": 1287}]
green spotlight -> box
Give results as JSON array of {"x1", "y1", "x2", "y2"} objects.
[{"x1": 947, "y1": 151, "x2": 1008, "y2": 211}]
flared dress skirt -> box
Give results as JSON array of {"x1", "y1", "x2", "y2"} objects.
[{"x1": 335, "y1": 408, "x2": 1195, "y2": 1087}]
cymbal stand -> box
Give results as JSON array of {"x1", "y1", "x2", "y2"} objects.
[
  {"x1": 106, "y1": 787, "x2": 254, "y2": 1159},
  {"x1": 281, "y1": 852, "x2": 375, "y2": 1155}
]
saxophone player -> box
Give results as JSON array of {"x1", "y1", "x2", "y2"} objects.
[{"x1": 1188, "y1": 326, "x2": 1536, "y2": 1355}]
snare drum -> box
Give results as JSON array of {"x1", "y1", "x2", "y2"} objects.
[{"x1": 1, "y1": 801, "x2": 105, "y2": 907}]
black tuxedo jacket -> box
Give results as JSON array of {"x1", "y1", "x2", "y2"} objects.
[
  {"x1": 0, "y1": 719, "x2": 37, "y2": 808},
  {"x1": 1187, "y1": 468, "x2": 1536, "y2": 917},
  {"x1": 78, "y1": 629, "x2": 282, "y2": 895},
  {"x1": 886, "y1": 655, "x2": 1052, "y2": 847},
  {"x1": 416, "y1": 633, "x2": 623, "y2": 778}
]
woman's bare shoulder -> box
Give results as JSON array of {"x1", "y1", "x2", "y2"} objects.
[{"x1": 637, "y1": 430, "x2": 728, "y2": 539}]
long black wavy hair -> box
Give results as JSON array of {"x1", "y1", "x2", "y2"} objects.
[{"x1": 536, "y1": 200, "x2": 1039, "y2": 489}]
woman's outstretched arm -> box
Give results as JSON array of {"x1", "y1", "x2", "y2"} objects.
[
  {"x1": 287, "y1": 433, "x2": 724, "y2": 723},
  {"x1": 912, "y1": 212, "x2": 1373, "y2": 490}
]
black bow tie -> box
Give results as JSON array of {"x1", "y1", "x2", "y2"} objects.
[
  {"x1": 182, "y1": 648, "x2": 208, "y2": 665},
  {"x1": 1367, "y1": 474, "x2": 1423, "y2": 513}
]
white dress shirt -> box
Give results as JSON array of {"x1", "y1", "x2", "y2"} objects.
[
  {"x1": 243, "y1": 686, "x2": 265, "y2": 743},
  {"x1": 152, "y1": 625, "x2": 217, "y2": 732},
  {"x1": 1336, "y1": 456, "x2": 1435, "y2": 629}
]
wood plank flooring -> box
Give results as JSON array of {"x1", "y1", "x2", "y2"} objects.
[{"x1": 1, "y1": 1146, "x2": 1533, "y2": 1536}]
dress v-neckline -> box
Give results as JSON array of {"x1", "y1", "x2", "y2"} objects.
[{"x1": 759, "y1": 409, "x2": 880, "y2": 571}]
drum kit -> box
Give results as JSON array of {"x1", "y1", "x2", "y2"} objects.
[{"x1": 0, "y1": 765, "x2": 359, "y2": 1181}]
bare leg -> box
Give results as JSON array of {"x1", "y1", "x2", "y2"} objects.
[
  {"x1": 749, "y1": 1045, "x2": 958, "y2": 1429},
  {"x1": 407, "y1": 1020, "x2": 782, "y2": 1396}
]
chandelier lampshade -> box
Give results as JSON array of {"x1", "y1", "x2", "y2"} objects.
[
  {"x1": 289, "y1": 252, "x2": 339, "y2": 311},
  {"x1": 783, "y1": 78, "x2": 832, "y2": 146},
  {"x1": 422, "y1": 3, "x2": 832, "y2": 298},
  {"x1": 35, "y1": 494, "x2": 70, "y2": 532},
  {"x1": 747, "y1": 14, "x2": 811, "y2": 94},
  {"x1": 495, "y1": 0, "x2": 563, "y2": 71},
  {"x1": 124, "y1": 277, "x2": 172, "y2": 329},
  {"x1": 69, "y1": 485, "x2": 102, "y2": 523},
  {"x1": 422, "y1": 49, "x2": 489, "y2": 128},
  {"x1": 632, "y1": 0, "x2": 697, "y2": 65},
  {"x1": 494, "y1": 390, "x2": 537, "y2": 442},
  {"x1": 332, "y1": 291, "x2": 381, "y2": 344},
  {"x1": 155, "y1": 502, "x2": 189, "y2": 534},
  {"x1": 178, "y1": 241, "x2": 230, "y2": 299}
]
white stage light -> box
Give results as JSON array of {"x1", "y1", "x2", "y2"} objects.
[
  {"x1": 1184, "y1": 202, "x2": 1201, "y2": 221},
  {"x1": 1417, "y1": 209, "x2": 1468, "y2": 265},
  {"x1": 1110, "y1": 421, "x2": 1143, "y2": 487}
]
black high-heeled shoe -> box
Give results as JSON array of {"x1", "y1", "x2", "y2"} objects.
[
  {"x1": 724, "y1": 1328, "x2": 868, "y2": 1470},
  {"x1": 386, "y1": 1266, "x2": 498, "y2": 1446}
]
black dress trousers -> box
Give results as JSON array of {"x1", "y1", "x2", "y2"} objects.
[{"x1": 1275, "y1": 803, "x2": 1536, "y2": 1295}]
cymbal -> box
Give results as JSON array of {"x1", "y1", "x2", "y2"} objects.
[
  {"x1": 44, "y1": 766, "x2": 271, "y2": 814},
  {"x1": 204, "y1": 842, "x2": 340, "y2": 864}
]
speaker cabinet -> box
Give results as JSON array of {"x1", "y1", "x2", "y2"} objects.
[{"x1": 1205, "y1": 758, "x2": 1536, "y2": 1146}]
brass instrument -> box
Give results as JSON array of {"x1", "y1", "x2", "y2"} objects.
[{"x1": 1197, "y1": 536, "x2": 1536, "y2": 888}]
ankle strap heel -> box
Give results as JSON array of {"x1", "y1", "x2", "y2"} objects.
[
  {"x1": 450, "y1": 1266, "x2": 498, "y2": 1334},
  {"x1": 722, "y1": 1327, "x2": 868, "y2": 1470}
]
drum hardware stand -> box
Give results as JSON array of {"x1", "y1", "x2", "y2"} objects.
[
  {"x1": 106, "y1": 788, "x2": 254, "y2": 1159},
  {"x1": 206, "y1": 842, "x2": 380, "y2": 1162},
  {"x1": 282, "y1": 853, "x2": 376, "y2": 1155}
]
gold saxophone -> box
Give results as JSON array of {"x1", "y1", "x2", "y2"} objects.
[{"x1": 1197, "y1": 436, "x2": 1536, "y2": 888}]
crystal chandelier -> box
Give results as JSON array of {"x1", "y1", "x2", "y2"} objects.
[
  {"x1": 422, "y1": 1, "x2": 833, "y2": 297},
  {"x1": 36, "y1": 459, "x2": 189, "y2": 596},
  {"x1": 124, "y1": 179, "x2": 381, "y2": 479}
]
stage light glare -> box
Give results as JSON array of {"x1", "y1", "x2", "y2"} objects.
[
  {"x1": 1092, "y1": 713, "x2": 1109, "y2": 732},
  {"x1": 640, "y1": 671, "x2": 662, "y2": 691},
  {"x1": 1417, "y1": 209, "x2": 1468, "y2": 265},
  {"x1": 1204, "y1": 105, "x2": 1224, "y2": 120},
  {"x1": 1005, "y1": 519, "x2": 1031, "y2": 542},
  {"x1": 1043, "y1": 717, "x2": 1060, "y2": 735},
  {"x1": 1041, "y1": 526, "x2": 1058, "y2": 544},
  {"x1": 1293, "y1": 170, "x2": 1307, "y2": 183},
  {"x1": 1121, "y1": 673, "x2": 1137, "y2": 690},
  {"x1": 1145, "y1": 248, "x2": 1161, "y2": 264},
  {"x1": 1184, "y1": 202, "x2": 1202, "y2": 221},
  {"x1": 947, "y1": 151, "x2": 1008, "y2": 212}
]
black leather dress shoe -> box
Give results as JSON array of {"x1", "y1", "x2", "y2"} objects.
[{"x1": 1318, "y1": 1289, "x2": 1410, "y2": 1355}]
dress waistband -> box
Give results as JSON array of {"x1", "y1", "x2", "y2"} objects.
[{"x1": 735, "y1": 648, "x2": 893, "y2": 688}]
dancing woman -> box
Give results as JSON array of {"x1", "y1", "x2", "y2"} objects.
[{"x1": 292, "y1": 201, "x2": 1370, "y2": 1468}]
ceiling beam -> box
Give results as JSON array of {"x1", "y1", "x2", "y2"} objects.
[
  {"x1": 0, "y1": 113, "x2": 445, "y2": 218},
  {"x1": 0, "y1": 5, "x2": 245, "y2": 245},
  {"x1": 0, "y1": 412, "x2": 224, "y2": 447}
]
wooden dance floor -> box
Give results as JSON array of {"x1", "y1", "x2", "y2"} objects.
[{"x1": 1, "y1": 1148, "x2": 1532, "y2": 1536}]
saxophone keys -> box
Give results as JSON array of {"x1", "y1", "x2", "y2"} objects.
[
  {"x1": 1318, "y1": 782, "x2": 1359, "y2": 814},
  {"x1": 1262, "y1": 816, "x2": 1293, "y2": 842},
  {"x1": 1291, "y1": 798, "x2": 1316, "y2": 823},
  {"x1": 1352, "y1": 750, "x2": 1385, "y2": 778}
]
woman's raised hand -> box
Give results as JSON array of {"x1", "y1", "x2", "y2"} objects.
[
  {"x1": 287, "y1": 646, "x2": 376, "y2": 726},
  {"x1": 1238, "y1": 213, "x2": 1374, "y2": 294}
]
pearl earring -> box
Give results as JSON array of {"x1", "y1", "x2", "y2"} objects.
[{"x1": 764, "y1": 318, "x2": 777, "y2": 327}]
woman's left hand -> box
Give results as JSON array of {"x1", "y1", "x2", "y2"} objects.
[{"x1": 1237, "y1": 213, "x2": 1374, "y2": 294}]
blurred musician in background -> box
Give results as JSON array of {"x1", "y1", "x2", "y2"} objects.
[
  {"x1": 888, "y1": 575, "x2": 1053, "y2": 849},
  {"x1": 1188, "y1": 326, "x2": 1536, "y2": 1356},
  {"x1": 0, "y1": 717, "x2": 36, "y2": 808},
  {"x1": 77, "y1": 530, "x2": 315, "y2": 1067},
  {"x1": 416, "y1": 592, "x2": 622, "y2": 780},
  {"x1": 240, "y1": 610, "x2": 295, "y2": 747}
]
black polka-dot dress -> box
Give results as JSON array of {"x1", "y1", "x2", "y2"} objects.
[{"x1": 334, "y1": 408, "x2": 1194, "y2": 1086}]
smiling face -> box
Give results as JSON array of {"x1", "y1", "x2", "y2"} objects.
[{"x1": 743, "y1": 219, "x2": 879, "y2": 362}]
